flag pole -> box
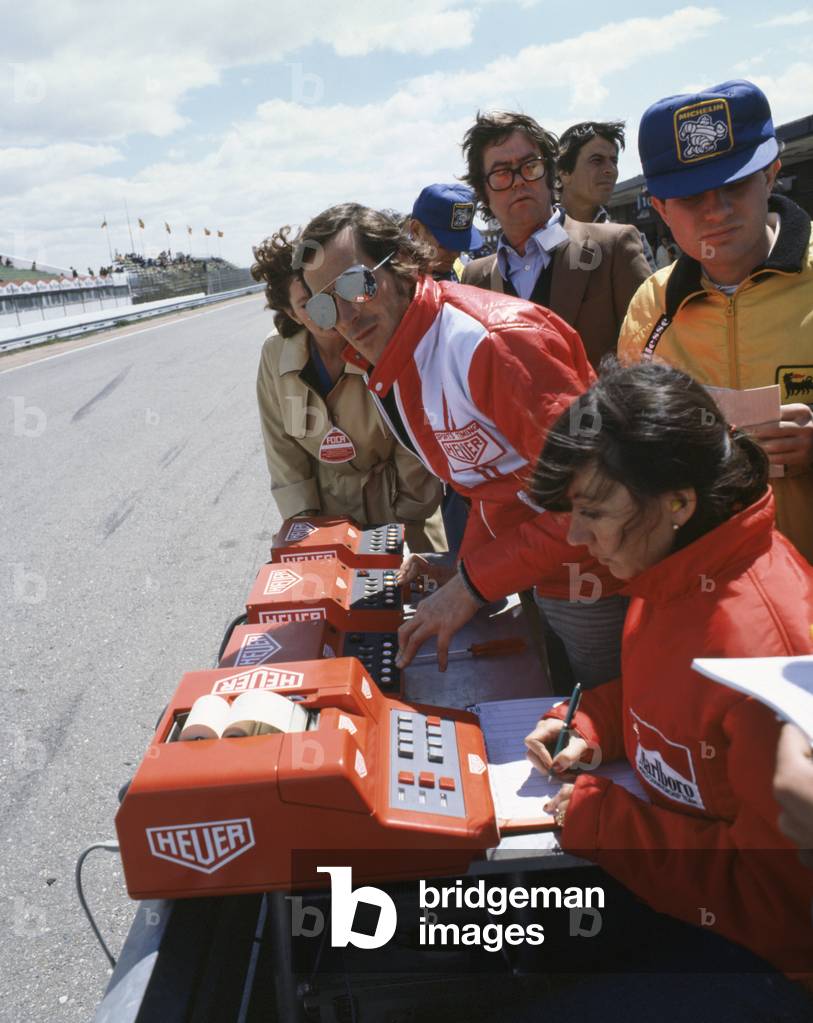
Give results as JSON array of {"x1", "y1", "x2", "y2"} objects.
[
  {"x1": 124, "y1": 199, "x2": 136, "y2": 255},
  {"x1": 102, "y1": 215, "x2": 113, "y2": 264}
]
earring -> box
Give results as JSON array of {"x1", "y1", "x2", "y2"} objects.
[{"x1": 673, "y1": 523, "x2": 679, "y2": 531}]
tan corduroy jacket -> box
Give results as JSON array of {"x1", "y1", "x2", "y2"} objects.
[{"x1": 256, "y1": 328, "x2": 446, "y2": 552}]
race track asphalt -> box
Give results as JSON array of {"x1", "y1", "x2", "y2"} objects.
[{"x1": 1, "y1": 294, "x2": 281, "y2": 1022}]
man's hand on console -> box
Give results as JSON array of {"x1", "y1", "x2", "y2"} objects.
[{"x1": 395, "y1": 573, "x2": 481, "y2": 671}]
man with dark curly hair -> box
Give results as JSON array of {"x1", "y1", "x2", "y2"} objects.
[
  {"x1": 250, "y1": 226, "x2": 446, "y2": 552},
  {"x1": 460, "y1": 111, "x2": 651, "y2": 369}
]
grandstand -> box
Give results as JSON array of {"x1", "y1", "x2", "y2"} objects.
[{"x1": 117, "y1": 252, "x2": 254, "y2": 303}]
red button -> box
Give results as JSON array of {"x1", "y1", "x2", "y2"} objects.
[
  {"x1": 418, "y1": 771, "x2": 435, "y2": 788},
  {"x1": 439, "y1": 777, "x2": 456, "y2": 791},
  {"x1": 426, "y1": 715, "x2": 441, "y2": 727},
  {"x1": 398, "y1": 771, "x2": 414, "y2": 785}
]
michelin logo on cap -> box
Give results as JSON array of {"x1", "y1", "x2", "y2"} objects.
[
  {"x1": 675, "y1": 98, "x2": 734, "y2": 163},
  {"x1": 451, "y1": 202, "x2": 474, "y2": 230}
]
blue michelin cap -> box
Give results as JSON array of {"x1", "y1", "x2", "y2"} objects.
[
  {"x1": 639, "y1": 79, "x2": 779, "y2": 199},
  {"x1": 411, "y1": 183, "x2": 483, "y2": 251}
]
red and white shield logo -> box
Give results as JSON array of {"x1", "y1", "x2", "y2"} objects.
[
  {"x1": 435, "y1": 420, "x2": 505, "y2": 471},
  {"x1": 263, "y1": 568, "x2": 302, "y2": 595},
  {"x1": 318, "y1": 427, "x2": 356, "y2": 463},
  {"x1": 147, "y1": 818, "x2": 255, "y2": 874}
]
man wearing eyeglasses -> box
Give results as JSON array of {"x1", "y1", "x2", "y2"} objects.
[
  {"x1": 460, "y1": 111, "x2": 651, "y2": 369},
  {"x1": 298, "y1": 203, "x2": 626, "y2": 684}
]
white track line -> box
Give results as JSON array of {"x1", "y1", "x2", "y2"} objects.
[{"x1": 0, "y1": 295, "x2": 260, "y2": 376}]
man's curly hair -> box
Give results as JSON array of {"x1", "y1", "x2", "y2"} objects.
[{"x1": 250, "y1": 226, "x2": 301, "y2": 338}]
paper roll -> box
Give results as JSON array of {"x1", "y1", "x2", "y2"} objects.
[
  {"x1": 180, "y1": 695, "x2": 231, "y2": 741},
  {"x1": 222, "y1": 689, "x2": 308, "y2": 738}
]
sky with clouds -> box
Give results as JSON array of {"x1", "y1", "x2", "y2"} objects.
[{"x1": 1, "y1": 0, "x2": 811, "y2": 271}]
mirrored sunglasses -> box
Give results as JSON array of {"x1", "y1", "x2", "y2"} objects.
[{"x1": 305, "y1": 252, "x2": 395, "y2": 330}]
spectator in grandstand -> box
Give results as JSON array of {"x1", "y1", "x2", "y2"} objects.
[
  {"x1": 460, "y1": 110, "x2": 652, "y2": 369},
  {"x1": 618, "y1": 79, "x2": 813, "y2": 564},
  {"x1": 527, "y1": 360, "x2": 813, "y2": 989},
  {"x1": 299, "y1": 203, "x2": 628, "y2": 684},
  {"x1": 408, "y1": 183, "x2": 483, "y2": 283},
  {"x1": 774, "y1": 723, "x2": 813, "y2": 870},
  {"x1": 251, "y1": 227, "x2": 446, "y2": 552}
]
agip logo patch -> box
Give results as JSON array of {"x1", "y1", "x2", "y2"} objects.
[
  {"x1": 777, "y1": 366, "x2": 813, "y2": 402},
  {"x1": 674, "y1": 98, "x2": 733, "y2": 163}
]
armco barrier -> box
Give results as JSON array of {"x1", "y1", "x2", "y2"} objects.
[{"x1": 0, "y1": 285, "x2": 264, "y2": 355}]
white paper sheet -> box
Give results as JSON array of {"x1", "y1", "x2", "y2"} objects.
[
  {"x1": 692, "y1": 656, "x2": 813, "y2": 742},
  {"x1": 472, "y1": 697, "x2": 647, "y2": 824}
]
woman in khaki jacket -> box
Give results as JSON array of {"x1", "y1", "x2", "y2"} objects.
[{"x1": 251, "y1": 228, "x2": 446, "y2": 552}]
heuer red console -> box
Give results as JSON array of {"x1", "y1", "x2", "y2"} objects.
[
  {"x1": 271, "y1": 517, "x2": 405, "y2": 569},
  {"x1": 115, "y1": 659, "x2": 498, "y2": 899},
  {"x1": 246, "y1": 560, "x2": 404, "y2": 633},
  {"x1": 221, "y1": 621, "x2": 403, "y2": 695}
]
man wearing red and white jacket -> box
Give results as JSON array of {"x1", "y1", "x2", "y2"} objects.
[{"x1": 300, "y1": 203, "x2": 624, "y2": 676}]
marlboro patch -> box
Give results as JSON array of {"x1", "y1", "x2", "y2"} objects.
[
  {"x1": 631, "y1": 711, "x2": 705, "y2": 810},
  {"x1": 318, "y1": 427, "x2": 356, "y2": 463}
]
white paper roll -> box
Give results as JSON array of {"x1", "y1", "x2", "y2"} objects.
[
  {"x1": 180, "y1": 695, "x2": 231, "y2": 741},
  {"x1": 222, "y1": 689, "x2": 308, "y2": 738}
]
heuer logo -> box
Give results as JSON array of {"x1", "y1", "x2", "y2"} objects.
[
  {"x1": 285, "y1": 521, "x2": 317, "y2": 542},
  {"x1": 435, "y1": 420, "x2": 505, "y2": 470},
  {"x1": 235, "y1": 632, "x2": 282, "y2": 666},
  {"x1": 147, "y1": 818, "x2": 255, "y2": 874},
  {"x1": 263, "y1": 568, "x2": 302, "y2": 595},
  {"x1": 212, "y1": 666, "x2": 304, "y2": 694}
]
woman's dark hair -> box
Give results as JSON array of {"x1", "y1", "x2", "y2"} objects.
[
  {"x1": 298, "y1": 203, "x2": 433, "y2": 283},
  {"x1": 250, "y1": 226, "x2": 301, "y2": 338},
  {"x1": 461, "y1": 110, "x2": 559, "y2": 222},
  {"x1": 531, "y1": 360, "x2": 769, "y2": 550}
]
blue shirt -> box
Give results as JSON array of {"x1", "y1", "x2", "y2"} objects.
[{"x1": 495, "y1": 208, "x2": 569, "y2": 299}]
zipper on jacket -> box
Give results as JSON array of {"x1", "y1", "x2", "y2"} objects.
[{"x1": 725, "y1": 296, "x2": 739, "y2": 388}]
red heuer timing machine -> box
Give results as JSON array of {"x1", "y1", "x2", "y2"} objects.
[{"x1": 116, "y1": 518, "x2": 499, "y2": 900}]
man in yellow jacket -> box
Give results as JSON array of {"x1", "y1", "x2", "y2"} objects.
[{"x1": 619, "y1": 80, "x2": 813, "y2": 563}]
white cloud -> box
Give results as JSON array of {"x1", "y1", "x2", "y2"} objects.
[
  {"x1": 0, "y1": 0, "x2": 480, "y2": 144},
  {"x1": 399, "y1": 6, "x2": 725, "y2": 111},
  {"x1": 759, "y1": 10, "x2": 813, "y2": 27},
  {"x1": 749, "y1": 63, "x2": 813, "y2": 123},
  {"x1": 0, "y1": 144, "x2": 122, "y2": 191}
]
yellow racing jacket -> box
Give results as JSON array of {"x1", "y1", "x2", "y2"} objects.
[{"x1": 619, "y1": 195, "x2": 813, "y2": 563}]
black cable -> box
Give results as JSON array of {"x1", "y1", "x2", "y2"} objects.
[
  {"x1": 75, "y1": 841, "x2": 121, "y2": 968},
  {"x1": 217, "y1": 611, "x2": 248, "y2": 664}
]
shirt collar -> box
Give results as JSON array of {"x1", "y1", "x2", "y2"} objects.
[
  {"x1": 279, "y1": 327, "x2": 366, "y2": 377},
  {"x1": 496, "y1": 207, "x2": 568, "y2": 265}
]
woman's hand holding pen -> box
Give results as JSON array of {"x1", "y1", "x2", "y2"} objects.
[{"x1": 524, "y1": 718, "x2": 589, "y2": 776}]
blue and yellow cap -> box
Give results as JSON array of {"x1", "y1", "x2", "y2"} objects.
[{"x1": 639, "y1": 79, "x2": 779, "y2": 199}]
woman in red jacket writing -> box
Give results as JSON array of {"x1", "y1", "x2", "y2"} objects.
[{"x1": 524, "y1": 361, "x2": 813, "y2": 987}]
